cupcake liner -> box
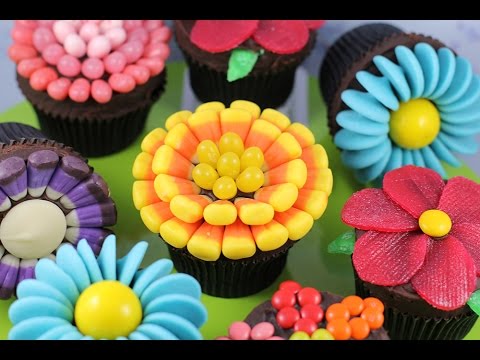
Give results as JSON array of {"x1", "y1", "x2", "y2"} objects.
[
  {"x1": 166, "y1": 241, "x2": 294, "y2": 298},
  {"x1": 0, "y1": 123, "x2": 46, "y2": 144}
]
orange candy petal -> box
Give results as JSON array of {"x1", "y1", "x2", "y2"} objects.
[
  {"x1": 188, "y1": 109, "x2": 222, "y2": 142},
  {"x1": 222, "y1": 218, "x2": 256, "y2": 260},
  {"x1": 152, "y1": 145, "x2": 194, "y2": 179},
  {"x1": 164, "y1": 123, "x2": 200, "y2": 162},
  {"x1": 251, "y1": 220, "x2": 289, "y2": 251},
  {"x1": 132, "y1": 180, "x2": 161, "y2": 210},
  {"x1": 235, "y1": 197, "x2": 274, "y2": 225},
  {"x1": 294, "y1": 189, "x2": 328, "y2": 220},
  {"x1": 254, "y1": 183, "x2": 298, "y2": 212},
  {"x1": 219, "y1": 108, "x2": 252, "y2": 142},
  {"x1": 285, "y1": 123, "x2": 315, "y2": 148},
  {"x1": 230, "y1": 100, "x2": 261, "y2": 120},
  {"x1": 263, "y1": 159, "x2": 307, "y2": 188},
  {"x1": 274, "y1": 207, "x2": 314, "y2": 240},
  {"x1": 160, "y1": 218, "x2": 203, "y2": 248},
  {"x1": 303, "y1": 167, "x2": 333, "y2": 195},
  {"x1": 260, "y1": 108, "x2": 291, "y2": 131},
  {"x1": 187, "y1": 222, "x2": 224, "y2": 261},
  {"x1": 140, "y1": 202, "x2": 174, "y2": 233},
  {"x1": 244, "y1": 119, "x2": 281, "y2": 153},
  {"x1": 165, "y1": 110, "x2": 192, "y2": 131},
  {"x1": 300, "y1": 144, "x2": 329, "y2": 169},
  {"x1": 141, "y1": 128, "x2": 167, "y2": 155},
  {"x1": 154, "y1": 174, "x2": 201, "y2": 202},
  {"x1": 132, "y1": 152, "x2": 155, "y2": 180},
  {"x1": 169, "y1": 194, "x2": 212, "y2": 223},
  {"x1": 263, "y1": 132, "x2": 302, "y2": 171}
]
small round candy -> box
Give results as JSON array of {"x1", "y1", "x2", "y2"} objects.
[
  {"x1": 42, "y1": 43, "x2": 65, "y2": 65},
  {"x1": 360, "y1": 307, "x2": 384, "y2": 330},
  {"x1": 128, "y1": 27, "x2": 149, "y2": 45},
  {"x1": 37, "y1": 20, "x2": 55, "y2": 28},
  {"x1": 279, "y1": 280, "x2": 302, "y2": 294},
  {"x1": 218, "y1": 132, "x2": 244, "y2": 156},
  {"x1": 69, "y1": 78, "x2": 90, "y2": 103},
  {"x1": 91, "y1": 79, "x2": 113, "y2": 104},
  {"x1": 87, "y1": 35, "x2": 112, "y2": 58},
  {"x1": 212, "y1": 176, "x2": 237, "y2": 200},
  {"x1": 105, "y1": 27, "x2": 127, "y2": 49},
  {"x1": 144, "y1": 20, "x2": 164, "y2": 31},
  {"x1": 293, "y1": 318, "x2": 317, "y2": 336},
  {"x1": 12, "y1": 25, "x2": 34, "y2": 46},
  {"x1": 145, "y1": 43, "x2": 170, "y2": 59},
  {"x1": 228, "y1": 321, "x2": 251, "y2": 340},
  {"x1": 240, "y1": 147, "x2": 264, "y2": 171},
  {"x1": 118, "y1": 40, "x2": 144, "y2": 64},
  {"x1": 15, "y1": 20, "x2": 37, "y2": 29},
  {"x1": 363, "y1": 297, "x2": 385, "y2": 313},
  {"x1": 341, "y1": 295, "x2": 365, "y2": 316},
  {"x1": 268, "y1": 336, "x2": 285, "y2": 340},
  {"x1": 100, "y1": 20, "x2": 123, "y2": 32},
  {"x1": 349, "y1": 317, "x2": 370, "y2": 340},
  {"x1": 289, "y1": 331, "x2": 310, "y2": 340},
  {"x1": 64, "y1": 33, "x2": 87, "y2": 58},
  {"x1": 17, "y1": 57, "x2": 46, "y2": 78},
  {"x1": 192, "y1": 163, "x2": 219, "y2": 190},
  {"x1": 104, "y1": 51, "x2": 127, "y2": 74},
  {"x1": 8, "y1": 44, "x2": 37, "y2": 63},
  {"x1": 47, "y1": 77, "x2": 71, "y2": 101},
  {"x1": 326, "y1": 303, "x2": 350, "y2": 322},
  {"x1": 123, "y1": 64, "x2": 150, "y2": 85},
  {"x1": 297, "y1": 287, "x2": 322, "y2": 307},
  {"x1": 300, "y1": 304, "x2": 324, "y2": 323},
  {"x1": 276, "y1": 306, "x2": 300, "y2": 329},
  {"x1": 149, "y1": 26, "x2": 172, "y2": 44},
  {"x1": 53, "y1": 20, "x2": 76, "y2": 43},
  {"x1": 29, "y1": 67, "x2": 58, "y2": 91},
  {"x1": 251, "y1": 322, "x2": 275, "y2": 340},
  {"x1": 271, "y1": 289, "x2": 296, "y2": 310},
  {"x1": 32, "y1": 27, "x2": 56, "y2": 52},
  {"x1": 123, "y1": 20, "x2": 143, "y2": 31},
  {"x1": 57, "y1": 54, "x2": 81, "y2": 77},
  {"x1": 79, "y1": 22, "x2": 100, "y2": 42},
  {"x1": 236, "y1": 167, "x2": 264, "y2": 193},
  {"x1": 196, "y1": 140, "x2": 220, "y2": 168},
  {"x1": 108, "y1": 73, "x2": 135, "y2": 94},
  {"x1": 217, "y1": 152, "x2": 241, "y2": 179},
  {"x1": 311, "y1": 328, "x2": 335, "y2": 340},
  {"x1": 81, "y1": 57, "x2": 105, "y2": 80},
  {"x1": 136, "y1": 57, "x2": 165, "y2": 76},
  {"x1": 326, "y1": 318, "x2": 351, "y2": 340}
]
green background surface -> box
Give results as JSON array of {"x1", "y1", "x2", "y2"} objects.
[{"x1": 0, "y1": 61, "x2": 479, "y2": 340}]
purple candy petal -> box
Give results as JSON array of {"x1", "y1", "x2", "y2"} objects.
[
  {"x1": 65, "y1": 199, "x2": 117, "y2": 227},
  {"x1": 0, "y1": 156, "x2": 27, "y2": 201},
  {"x1": 0, "y1": 254, "x2": 20, "y2": 299},
  {"x1": 46, "y1": 156, "x2": 91, "y2": 200},
  {"x1": 0, "y1": 188, "x2": 11, "y2": 212},
  {"x1": 27, "y1": 150, "x2": 59, "y2": 198},
  {"x1": 65, "y1": 227, "x2": 112, "y2": 255},
  {"x1": 60, "y1": 173, "x2": 109, "y2": 210},
  {"x1": 17, "y1": 259, "x2": 37, "y2": 284}
]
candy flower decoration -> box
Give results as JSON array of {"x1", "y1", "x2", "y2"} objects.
[
  {"x1": 0, "y1": 142, "x2": 116, "y2": 299},
  {"x1": 9, "y1": 20, "x2": 171, "y2": 103},
  {"x1": 132, "y1": 100, "x2": 332, "y2": 262},
  {"x1": 334, "y1": 43, "x2": 480, "y2": 183},
  {"x1": 190, "y1": 20, "x2": 325, "y2": 81},
  {"x1": 8, "y1": 235, "x2": 207, "y2": 340},
  {"x1": 337, "y1": 165, "x2": 480, "y2": 311},
  {"x1": 216, "y1": 321, "x2": 284, "y2": 340}
]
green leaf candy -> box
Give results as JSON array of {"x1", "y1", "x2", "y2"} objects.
[
  {"x1": 227, "y1": 49, "x2": 260, "y2": 82},
  {"x1": 327, "y1": 231, "x2": 356, "y2": 255}
]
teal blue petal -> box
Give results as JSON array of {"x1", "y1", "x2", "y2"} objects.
[
  {"x1": 439, "y1": 76, "x2": 480, "y2": 113},
  {"x1": 336, "y1": 110, "x2": 389, "y2": 136},
  {"x1": 354, "y1": 141, "x2": 392, "y2": 183},
  {"x1": 77, "y1": 239, "x2": 103, "y2": 283},
  {"x1": 436, "y1": 56, "x2": 473, "y2": 105},
  {"x1": 141, "y1": 273, "x2": 202, "y2": 307},
  {"x1": 430, "y1": 137, "x2": 461, "y2": 167},
  {"x1": 143, "y1": 294, "x2": 207, "y2": 328},
  {"x1": 37, "y1": 324, "x2": 77, "y2": 340},
  {"x1": 35, "y1": 259, "x2": 79, "y2": 305},
  {"x1": 334, "y1": 129, "x2": 385, "y2": 150},
  {"x1": 9, "y1": 296, "x2": 73, "y2": 324},
  {"x1": 441, "y1": 120, "x2": 480, "y2": 137},
  {"x1": 341, "y1": 90, "x2": 390, "y2": 123},
  {"x1": 16, "y1": 279, "x2": 73, "y2": 310},
  {"x1": 438, "y1": 133, "x2": 478, "y2": 154},
  {"x1": 56, "y1": 244, "x2": 91, "y2": 292},
  {"x1": 136, "y1": 324, "x2": 179, "y2": 340},
  {"x1": 421, "y1": 146, "x2": 447, "y2": 177},
  {"x1": 97, "y1": 234, "x2": 116, "y2": 280},
  {"x1": 384, "y1": 146, "x2": 403, "y2": 172},
  {"x1": 59, "y1": 330, "x2": 84, "y2": 340},
  {"x1": 411, "y1": 149, "x2": 426, "y2": 167},
  {"x1": 128, "y1": 331, "x2": 150, "y2": 340},
  {"x1": 430, "y1": 48, "x2": 456, "y2": 99},
  {"x1": 414, "y1": 43, "x2": 439, "y2": 97},
  {"x1": 340, "y1": 140, "x2": 390, "y2": 169},
  {"x1": 81, "y1": 336, "x2": 94, "y2": 340},
  {"x1": 355, "y1": 71, "x2": 399, "y2": 110},
  {"x1": 373, "y1": 55, "x2": 411, "y2": 102},
  {"x1": 402, "y1": 150, "x2": 414, "y2": 166},
  {"x1": 395, "y1": 46, "x2": 424, "y2": 98},
  {"x1": 8, "y1": 317, "x2": 71, "y2": 340},
  {"x1": 440, "y1": 101, "x2": 480, "y2": 124},
  {"x1": 133, "y1": 259, "x2": 173, "y2": 298},
  {"x1": 117, "y1": 241, "x2": 148, "y2": 286},
  {"x1": 143, "y1": 313, "x2": 203, "y2": 340}
]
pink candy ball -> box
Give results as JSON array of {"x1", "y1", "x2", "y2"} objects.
[
  {"x1": 87, "y1": 35, "x2": 111, "y2": 59},
  {"x1": 144, "y1": 20, "x2": 164, "y2": 31},
  {"x1": 57, "y1": 54, "x2": 81, "y2": 77},
  {"x1": 91, "y1": 79, "x2": 112, "y2": 103},
  {"x1": 42, "y1": 43, "x2": 65, "y2": 65},
  {"x1": 12, "y1": 25, "x2": 34, "y2": 46},
  {"x1": 104, "y1": 51, "x2": 127, "y2": 74},
  {"x1": 145, "y1": 42, "x2": 170, "y2": 60},
  {"x1": 100, "y1": 20, "x2": 124, "y2": 32},
  {"x1": 137, "y1": 57, "x2": 165, "y2": 76},
  {"x1": 79, "y1": 23, "x2": 99, "y2": 42},
  {"x1": 109, "y1": 73, "x2": 135, "y2": 93},
  {"x1": 123, "y1": 64, "x2": 150, "y2": 85},
  {"x1": 8, "y1": 44, "x2": 37, "y2": 63},
  {"x1": 15, "y1": 20, "x2": 37, "y2": 29},
  {"x1": 64, "y1": 33, "x2": 87, "y2": 58},
  {"x1": 123, "y1": 20, "x2": 143, "y2": 31},
  {"x1": 250, "y1": 322, "x2": 275, "y2": 340},
  {"x1": 69, "y1": 78, "x2": 90, "y2": 103},
  {"x1": 228, "y1": 322, "x2": 251, "y2": 340},
  {"x1": 37, "y1": 20, "x2": 55, "y2": 28},
  {"x1": 149, "y1": 27, "x2": 171, "y2": 44},
  {"x1": 65, "y1": 20, "x2": 84, "y2": 30},
  {"x1": 17, "y1": 57, "x2": 47, "y2": 78},
  {"x1": 267, "y1": 336, "x2": 285, "y2": 340},
  {"x1": 128, "y1": 27, "x2": 149, "y2": 45},
  {"x1": 81, "y1": 57, "x2": 105, "y2": 80},
  {"x1": 105, "y1": 27, "x2": 127, "y2": 49},
  {"x1": 32, "y1": 27, "x2": 56, "y2": 52},
  {"x1": 118, "y1": 41, "x2": 144, "y2": 64},
  {"x1": 47, "y1": 77, "x2": 72, "y2": 101},
  {"x1": 53, "y1": 20, "x2": 76, "y2": 44},
  {"x1": 30, "y1": 67, "x2": 58, "y2": 91}
]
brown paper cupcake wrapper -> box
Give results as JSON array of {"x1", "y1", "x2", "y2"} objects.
[{"x1": 0, "y1": 122, "x2": 46, "y2": 144}]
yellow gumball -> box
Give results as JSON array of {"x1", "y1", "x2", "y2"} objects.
[
  {"x1": 240, "y1": 147, "x2": 264, "y2": 171},
  {"x1": 236, "y1": 166, "x2": 265, "y2": 193},
  {"x1": 218, "y1": 132, "x2": 245, "y2": 156},
  {"x1": 192, "y1": 163, "x2": 219, "y2": 190},
  {"x1": 217, "y1": 152, "x2": 241, "y2": 179},
  {"x1": 74, "y1": 280, "x2": 142, "y2": 340},
  {"x1": 419, "y1": 209, "x2": 452, "y2": 238},
  {"x1": 196, "y1": 140, "x2": 220, "y2": 168},
  {"x1": 213, "y1": 176, "x2": 237, "y2": 200}
]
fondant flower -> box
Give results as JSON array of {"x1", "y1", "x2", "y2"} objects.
[
  {"x1": 9, "y1": 20, "x2": 170, "y2": 103},
  {"x1": 335, "y1": 43, "x2": 480, "y2": 183},
  {"x1": 342, "y1": 165, "x2": 480, "y2": 311},
  {"x1": 8, "y1": 235, "x2": 207, "y2": 340},
  {"x1": 0, "y1": 145, "x2": 116, "y2": 299},
  {"x1": 132, "y1": 100, "x2": 332, "y2": 261}
]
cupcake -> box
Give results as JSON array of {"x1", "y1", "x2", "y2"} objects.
[
  {"x1": 319, "y1": 23, "x2": 480, "y2": 184},
  {"x1": 132, "y1": 100, "x2": 332, "y2": 297},
  {"x1": 0, "y1": 122, "x2": 116, "y2": 299},
  {"x1": 217, "y1": 280, "x2": 389, "y2": 340},
  {"x1": 175, "y1": 20, "x2": 325, "y2": 109},
  {"x1": 8, "y1": 235, "x2": 207, "y2": 340},
  {"x1": 332, "y1": 165, "x2": 480, "y2": 340},
  {"x1": 9, "y1": 20, "x2": 170, "y2": 157}
]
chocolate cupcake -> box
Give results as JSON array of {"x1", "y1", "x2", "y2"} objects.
[
  {"x1": 175, "y1": 20, "x2": 324, "y2": 109},
  {"x1": 0, "y1": 122, "x2": 116, "y2": 299},
  {"x1": 319, "y1": 23, "x2": 480, "y2": 184},
  {"x1": 9, "y1": 20, "x2": 170, "y2": 157},
  {"x1": 334, "y1": 165, "x2": 480, "y2": 339},
  {"x1": 132, "y1": 100, "x2": 332, "y2": 297}
]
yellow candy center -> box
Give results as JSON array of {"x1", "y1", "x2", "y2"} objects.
[
  {"x1": 74, "y1": 280, "x2": 142, "y2": 340},
  {"x1": 389, "y1": 99, "x2": 440, "y2": 149},
  {"x1": 418, "y1": 209, "x2": 452, "y2": 238}
]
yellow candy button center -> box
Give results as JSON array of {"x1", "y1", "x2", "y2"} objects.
[
  {"x1": 74, "y1": 280, "x2": 142, "y2": 340},
  {"x1": 418, "y1": 209, "x2": 452, "y2": 238},
  {"x1": 389, "y1": 99, "x2": 440, "y2": 149}
]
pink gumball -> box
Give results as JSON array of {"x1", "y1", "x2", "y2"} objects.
[
  {"x1": 57, "y1": 54, "x2": 81, "y2": 77},
  {"x1": 32, "y1": 27, "x2": 56, "y2": 52},
  {"x1": 145, "y1": 43, "x2": 170, "y2": 60},
  {"x1": 109, "y1": 73, "x2": 135, "y2": 93},
  {"x1": 87, "y1": 20, "x2": 102, "y2": 25},
  {"x1": 17, "y1": 57, "x2": 47, "y2": 78},
  {"x1": 65, "y1": 20, "x2": 84, "y2": 30},
  {"x1": 42, "y1": 43, "x2": 65, "y2": 65},
  {"x1": 79, "y1": 23, "x2": 100, "y2": 42},
  {"x1": 11, "y1": 25, "x2": 34, "y2": 46},
  {"x1": 100, "y1": 20, "x2": 123, "y2": 33},
  {"x1": 15, "y1": 20, "x2": 37, "y2": 29},
  {"x1": 37, "y1": 20, "x2": 55, "y2": 28},
  {"x1": 137, "y1": 57, "x2": 165, "y2": 76},
  {"x1": 91, "y1": 79, "x2": 112, "y2": 103},
  {"x1": 144, "y1": 20, "x2": 164, "y2": 31},
  {"x1": 81, "y1": 57, "x2": 105, "y2": 80},
  {"x1": 123, "y1": 65, "x2": 150, "y2": 85},
  {"x1": 53, "y1": 20, "x2": 76, "y2": 44},
  {"x1": 105, "y1": 27, "x2": 127, "y2": 49},
  {"x1": 30, "y1": 67, "x2": 58, "y2": 91},
  {"x1": 128, "y1": 27, "x2": 149, "y2": 45},
  {"x1": 8, "y1": 44, "x2": 37, "y2": 63},
  {"x1": 47, "y1": 77, "x2": 72, "y2": 101},
  {"x1": 69, "y1": 78, "x2": 90, "y2": 103},
  {"x1": 228, "y1": 322, "x2": 251, "y2": 340},
  {"x1": 87, "y1": 35, "x2": 112, "y2": 59},
  {"x1": 149, "y1": 27, "x2": 172, "y2": 44},
  {"x1": 64, "y1": 33, "x2": 87, "y2": 58},
  {"x1": 123, "y1": 20, "x2": 143, "y2": 31},
  {"x1": 118, "y1": 41, "x2": 144, "y2": 64},
  {"x1": 104, "y1": 51, "x2": 127, "y2": 74},
  {"x1": 267, "y1": 336, "x2": 285, "y2": 340},
  {"x1": 250, "y1": 322, "x2": 275, "y2": 340}
]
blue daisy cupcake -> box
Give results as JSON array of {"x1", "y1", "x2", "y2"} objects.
[
  {"x1": 8, "y1": 235, "x2": 207, "y2": 340},
  {"x1": 0, "y1": 123, "x2": 116, "y2": 299},
  {"x1": 320, "y1": 23, "x2": 480, "y2": 184}
]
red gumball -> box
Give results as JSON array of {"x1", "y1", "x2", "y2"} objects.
[
  {"x1": 276, "y1": 306, "x2": 300, "y2": 329},
  {"x1": 271, "y1": 290, "x2": 296, "y2": 310},
  {"x1": 297, "y1": 287, "x2": 322, "y2": 307},
  {"x1": 279, "y1": 280, "x2": 302, "y2": 294},
  {"x1": 293, "y1": 318, "x2": 318, "y2": 336},
  {"x1": 300, "y1": 304, "x2": 324, "y2": 323}
]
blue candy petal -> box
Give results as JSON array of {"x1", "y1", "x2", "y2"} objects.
[
  {"x1": 411, "y1": 149, "x2": 426, "y2": 167},
  {"x1": 438, "y1": 133, "x2": 478, "y2": 154},
  {"x1": 440, "y1": 101, "x2": 480, "y2": 124},
  {"x1": 128, "y1": 331, "x2": 150, "y2": 340},
  {"x1": 373, "y1": 55, "x2": 411, "y2": 102},
  {"x1": 59, "y1": 330, "x2": 84, "y2": 340},
  {"x1": 384, "y1": 145, "x2": 403, "y2": 173},
  {"x1": 16, "y1": 279, "x2": 73, "y2": 310},
  {"x1": 421, "y1": 146, "x2": 447, "y2": 177},
  {"x1": 436, "y1": 56, "x2": 473, "y2": 105},
  {"x1": 35, "y1": 259, "x2": 79, "y2": 305},
  {"x1": 37, "y1": 324, "x2": 78, "y2": 340},
  {"x1": 402, "y1": 150, "x2": 414, "y2": 166},
  {"x1": 97, "y1": 234, "x2": 116, "y2": 280},
  {"x1": 143, "y1": 313, "x2": 203, "y2": 340},
  {"x1": 336, "y1": 110, "x2": 389, "y2": 136},
  {"x1": 136, "y1": 324, "x2": 179, "y2": 340},
  {"x1": 133, "y1": 259, "x2": 173, "y2": 298},
  {"x1": 334, "y1": 129, "x2": 385, "y2": 150},
  {"x1": 395, "y1": 46, "x2": 424, "y2": 98},
  {"x1": 56, "y1": 244, "x2": 91, "y2": 293},
  {"x1": 341, "y1": 90, "x2": 390, "y2": 123},
  {"x1": 117, "y1": 241, "x2": 148, "y2": 286},
  {"x1": 9, "y1": 296, "x2": 73, "y2": 324},
  {"x1": 77, "y1": 239, "x2": 103, "y2": 283},
  {"x1": 8, "y1": 317, "x2": 71, "y2": 340},
  {"x1": 340, "y1": 140, "x2": 390, "y2": 170},
  {"x1": 355, "y1": 71, "x2": 399, "y2": 110},
  {"x1": 354, "y1": 141, "x2": 392, "y2": 183},
  {"x1": 441, "y1": 120, "x2": 480, "y2": 137},
  {"x1": 439, "y1": 76, "x2": 480, "y2": 113},
  {"x1": 141, "y1": 273, "x2": 202, "y2": 307},
  {"x1": 430, "y1": 137, "x2": 461, "y2": 167},
  {"x1": 415, "y1": 43, "x2": 439, "y2": 97},
  {"x1": 81, "y1": 336, "x2": 94, "y2": 340},
  {"x1": 430, "y1": 48, "x2": 456, "y2": 99}
]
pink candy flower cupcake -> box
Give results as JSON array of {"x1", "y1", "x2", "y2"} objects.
[{"x1": 9, "y1": 20, "x2": 171, "y2": 157}]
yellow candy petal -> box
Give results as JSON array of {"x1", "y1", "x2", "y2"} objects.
[
  {"x1": 264, "y1": 159, "x2": 307, "y2": 189},
  {"x1": 244, "y1": 119, "x2": 282, "y2": 153},
  {"x1": 164, "y1": 123, "x2": 199, "y2": 162},
  {"x1": 222, "y1": 219, "x2": 256, "y2": 260},
  {"x1": 230, "y1": 100, "x2": 261, "y2": 120},
  {"x1": 160, "y1": 218, "x2": 203, "y2": 248},
  {"x1": 263, "y1": 132, "x2": 302, "y2": 171},
  {"x1": 260, "y1": 108, "x2": 291, "y2": 131},
  {"x1": 196, "y1": 101, "x2": 225, "y2": 113},
  {"x1": 204, "y1": 200, "x2": 238, "y2": 226},
  {"x1": 274, "y1": 207, "x2": 314, "y2": 241},
  {"x1": 154, "y1": 174, "x2": 200, "y2": 202},
  {"x1": 254, "y1": 183, "x2": 298, "y2": 212},
  {"x1": 132, "y1": 180, "x2": 161, "y2": 210},
  {"x1": 251, "y1": 220, "x2": 288, "y2": 252},
  {"x1": 300, "y1": 144, "x2": 329, "y2": 169},
  {"x1": 152, "y1": 145, "x2": 194, "y2": 179},
  {"x1": 169, "y1": 194, "x2": 211, "y2": 223},
  {"x1": 141, "y1": 128, "x2": 167, "y2": 155},
  {"x1": 285, "y1": 123, "x2": 315, "y2": 148},
  {"x1": 165, "y1": 110, "x2": 192, "y2": 131},
  {"x1": 235, "y1": 198, "x2": 274, "y2": 225},
  {"x1": 304, "y1": 168, "x2": 333, "y2": 195},
  {"x1": 188, "y1": 109, "x2": 222, "y2": 142},
  {"x1": 132, "y1": 152, "x2": 155, "y2": 180},
  {"x1": 219, "y1": 108, "x2": 253, "y2": 142},
  {"x1": 140, "y1": 202, "x2": 174, "y2": 233},
  {"x1": 294, "y1": 189, "x2": 328, "y2": 220},
  {"x1": 187, "y1": 223, "x2": 224, "y2": 261}
]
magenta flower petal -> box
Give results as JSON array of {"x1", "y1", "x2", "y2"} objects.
[
  {"x1": 253, "y1": 20, "x2": 309, "y2": 55},
  {"x1": 451, "y1": 223, "x2": 480, "y2": 276},
  {"x1": 353, "y1": 231, "x2": 428, "y2": 286},
  {"x1": 438, "y1": 176, "x2": 480, "y2": 225}
]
